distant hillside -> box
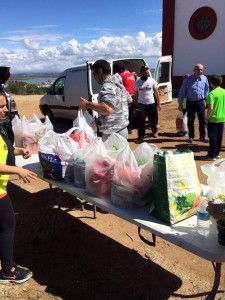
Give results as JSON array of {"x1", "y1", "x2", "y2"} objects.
[{"x1": 9, "y1": 72, "x2": 61, "y2": 81}]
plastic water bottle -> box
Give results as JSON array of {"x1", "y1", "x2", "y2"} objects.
[{"x1": 197, "y1": 197, "x2": 210, "y2": 236}]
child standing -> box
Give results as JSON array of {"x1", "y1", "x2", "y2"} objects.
[{"x1": 201, "y1": 75, "x2": 225, "y2": 160}]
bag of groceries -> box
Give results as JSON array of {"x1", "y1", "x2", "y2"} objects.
[
  {"x1": 38, "y1": 128, "x2": 78, "y2": 182},
  {"x1": 111, "y1": 146, "x2": 153, "y2": 208},
  {"x1": 73, "y1": 109, "x2": 97, "y2": 137},
  {"x1": 151, "y1": 150, "x2": 202, "y2": 224},
  {"x1": 84, "y1": 138, "x2": 115, "y2": 199},
  {"x1": 21, "y1": 114, "x2": 53, "y2": 153}
]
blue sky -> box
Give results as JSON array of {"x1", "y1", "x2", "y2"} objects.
[{"x1": 0, "y1": 0, "x2": 162, "y2": 74}]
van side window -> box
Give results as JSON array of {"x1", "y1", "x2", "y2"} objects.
[
  {"x1": 156, "y1": 62, "x2": 170, "y2": 83},
  {"x1": 53, "y1": 77, "x2": 65, "y2": 95}
]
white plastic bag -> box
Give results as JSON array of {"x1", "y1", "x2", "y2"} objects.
[
  {"x1": 176, "y1": 111, "x2": 183, "y2": 131},
  {"x1": 12, "y1": 115, "x2": 23, "y2": 147},
  {"x1": 201, "y1": 159, "x2": 225, "y2": 198},
  {"x1": 104, "y1": 132, "x2": 128, "y2": 158},
  {"x1": 38, "y1": 128, "x2": 78, "y2": 182},
  {"x1": 73, "y1": 110, "x2": 97, "y2": 137},
  {"x1": 84, "y1": 138, "x2": 115, "y2": 198},
  {"x1": 111, "y1": 147, "x2": 152, "y2": 208},
  {"x1": 182, "y1": 112, "x2": 188, "y2": 132},
  {"x1": 133, "y1": 143, "x2": 157, "y2": 192},
  {"x1": 21, "y1": 114, "x2": 53, "y2": 153}
]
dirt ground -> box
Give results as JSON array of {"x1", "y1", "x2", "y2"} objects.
[{"x1": 1, "y1": 95, "x2": 225, "y2": 300}]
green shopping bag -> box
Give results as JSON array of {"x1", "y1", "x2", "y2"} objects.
[{"x1": 151, "y1": 150, "x2": 202, "y2": 224}]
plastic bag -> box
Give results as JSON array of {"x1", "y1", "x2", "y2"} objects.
[
  {"x1": 201, "y1": 159, "x2": 225, "y2": 198},
  {"x1": 38, "y1": 128, "x2": 78, "y2": 182},
  {"x1": 12, "y1": 115, "x2": 23, "y2": 147},
  {"x1": 176, "y1": 111, "x2": 183, "y2": 131},
  {"x1": 21, "y1": 114, "x2": 53, "y2": 153},
  {"x1": 73, "y1": 110, "x2": 97, "y2": 137},
  {"x1": 133, "y1": 143, "x2": 157, "y2": 192},
  {"x1": 182, "y1": 112, "x2": 188, "y2": 132},
  {"x1": 111, "y1": 147, "x2": 152, "y2": 208},
  {"x1": 84, "y1": 138, "x2": 115, "y2": 198},
  {"x1": 104, "y1": 132, "x2": 128, "y2": 158}
]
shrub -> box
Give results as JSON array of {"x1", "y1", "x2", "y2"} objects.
[{"x1": 6, "y1": 81, "x2": 48, "y2": 95}]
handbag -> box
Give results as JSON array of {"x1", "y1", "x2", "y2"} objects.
[{"x1": 151, "y1": 150, "x2": 202, "y2": 224}]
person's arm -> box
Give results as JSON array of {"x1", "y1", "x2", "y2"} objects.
[
  {"x1": 133, "y1": 90, "x2": 138, "y2": 109},
  {"x1": 178, "y1": 79, "x2": 187, "y2": 109},
  {"x1": 204, "y1": 77, "x2": 210, "y2": 100},
  {"x1": 0, "y1": 163, "x2": 37, "y2": 183},
  {"x1": 153, "y1": 87, "x2": 161, "y2": 111},
  {"x1": 80, "y1": 97, "x2": 113, "y2": 115},
  {"x1": 205, "y1": 103, "x2": 213, "y2": 124},
  {"x1": 126, "y1": 92, "x2": 133, "y2": 107},
  {"x1": 14, "y1": 147, "x2": 32, "y2": 159}
]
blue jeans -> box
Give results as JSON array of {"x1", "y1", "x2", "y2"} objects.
[
  {"x1": 207, "y1": 122, "x2": 224, "y2": 157},
  {"x1": 186, "y1": 100, "x2": 206, "y2": 139}
]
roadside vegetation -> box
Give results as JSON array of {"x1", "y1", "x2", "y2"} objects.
[{"x1": 6, "y1": 81, "x2": 48, "y2": 95}]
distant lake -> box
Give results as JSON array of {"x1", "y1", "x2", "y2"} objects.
[{"x1": 17, "y1": 77, "x2": 57, "y2": 85}]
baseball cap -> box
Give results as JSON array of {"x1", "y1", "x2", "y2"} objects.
[
  {"x1": 140, "y1": 65, "x2": 149, "y2": 72},
  {"x1": 91, "y1": 60, "x2": 111, "y2": 74}
]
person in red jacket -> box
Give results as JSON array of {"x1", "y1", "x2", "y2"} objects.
[{"x1": 113, "y1": 65, "x2": 135, "y2": 134}]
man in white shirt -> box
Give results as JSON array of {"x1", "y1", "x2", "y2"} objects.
[{"x1": 134, "y1": 65, "x2": 161, "y2": 144}]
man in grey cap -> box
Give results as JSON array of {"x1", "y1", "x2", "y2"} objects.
[{"x1": 80, "y1": 59, "x2": 132, "y2": 141}]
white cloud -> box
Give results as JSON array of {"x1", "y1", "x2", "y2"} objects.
[
  {"x1": 0, "y1": 31, "x2": 162, "y2": 73},
  {"x1": 23, "y1": 38, "x2": 40, "y2": 50}
]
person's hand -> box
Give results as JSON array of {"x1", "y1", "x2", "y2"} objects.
[
  {"x1": 21, "y1": 148, "x2": 32, "y2": 159},
  {"x1": 158, "y1": 103, "x2": 162, "y2": 111},
  {"x1": 178, "y1": 105, "x2": 183, "y2": 112},
  {"x1": 206, "y1": 202, "x2": 225, "y2": 220},
  {"x1": 17, "y1": 168, "x2": 37, "y2": 183},
  {"x1": 80, "y1": 97, "x2": 89, "y2": 112}
]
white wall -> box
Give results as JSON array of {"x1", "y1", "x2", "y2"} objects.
[{"x1": 173, "y1": 0, "x2": 225, "y2": 76}]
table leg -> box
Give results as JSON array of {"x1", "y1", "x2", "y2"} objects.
[
  {"x1": 205, "y1": 262, "x2": 222, "y2": 300},
  {"x1": 51, "y1": 189, "x2": 63, "y2": 239}
]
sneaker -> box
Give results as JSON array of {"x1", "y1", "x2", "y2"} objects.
[
  {"x1": 128, "y1": 130, "x2": 134, "y2": 135},
  {"x1": 200, "y1": 155, "x2": 216, "y2": 161},
  {"x1": 199, "y1": 137, "x2": 209, "y2": 143},
  {"x1": 0, "y1": 265, "x2": 33, "y2": 284},
  {"x1": 153, "y1": 132, "x2": 158, "y2": 138},
  {"x1": 216, "y1": 155, "x2": 221, "y2": 158},
  {"x1": 188, "y1": 138, "x2": 194, "y2": 143},
  {"x1": 135, "y1": 138, "x2": 143, "y2": 144}
]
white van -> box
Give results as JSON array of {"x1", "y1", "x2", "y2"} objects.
[{"x1": 39, "y1": 56, "x2": 172, "y2": 120}]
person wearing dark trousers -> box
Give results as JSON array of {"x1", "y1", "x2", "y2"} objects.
[
  {"x1": 0, "y1": 92, "x2": 37, "y2": 284},
  {"x1": 137, "y1": 102, "x2": 158, "y2": 141},
  {"x1": 178, "y1": 63, "x2": 209, "y2": 143},
  {"x1": 201, "y1": 74, "x2": 225, "y2": 160},
  {"x1": 134, "y1": 65, "x2": 161, "y2": 144}
]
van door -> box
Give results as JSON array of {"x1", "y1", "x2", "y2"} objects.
[
  {"x1": 87, "y1": 61, "x2": 101, "y2": 119},
  {"x1": 154, "y1": 55, "x2": 172, "y2": 104}
]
